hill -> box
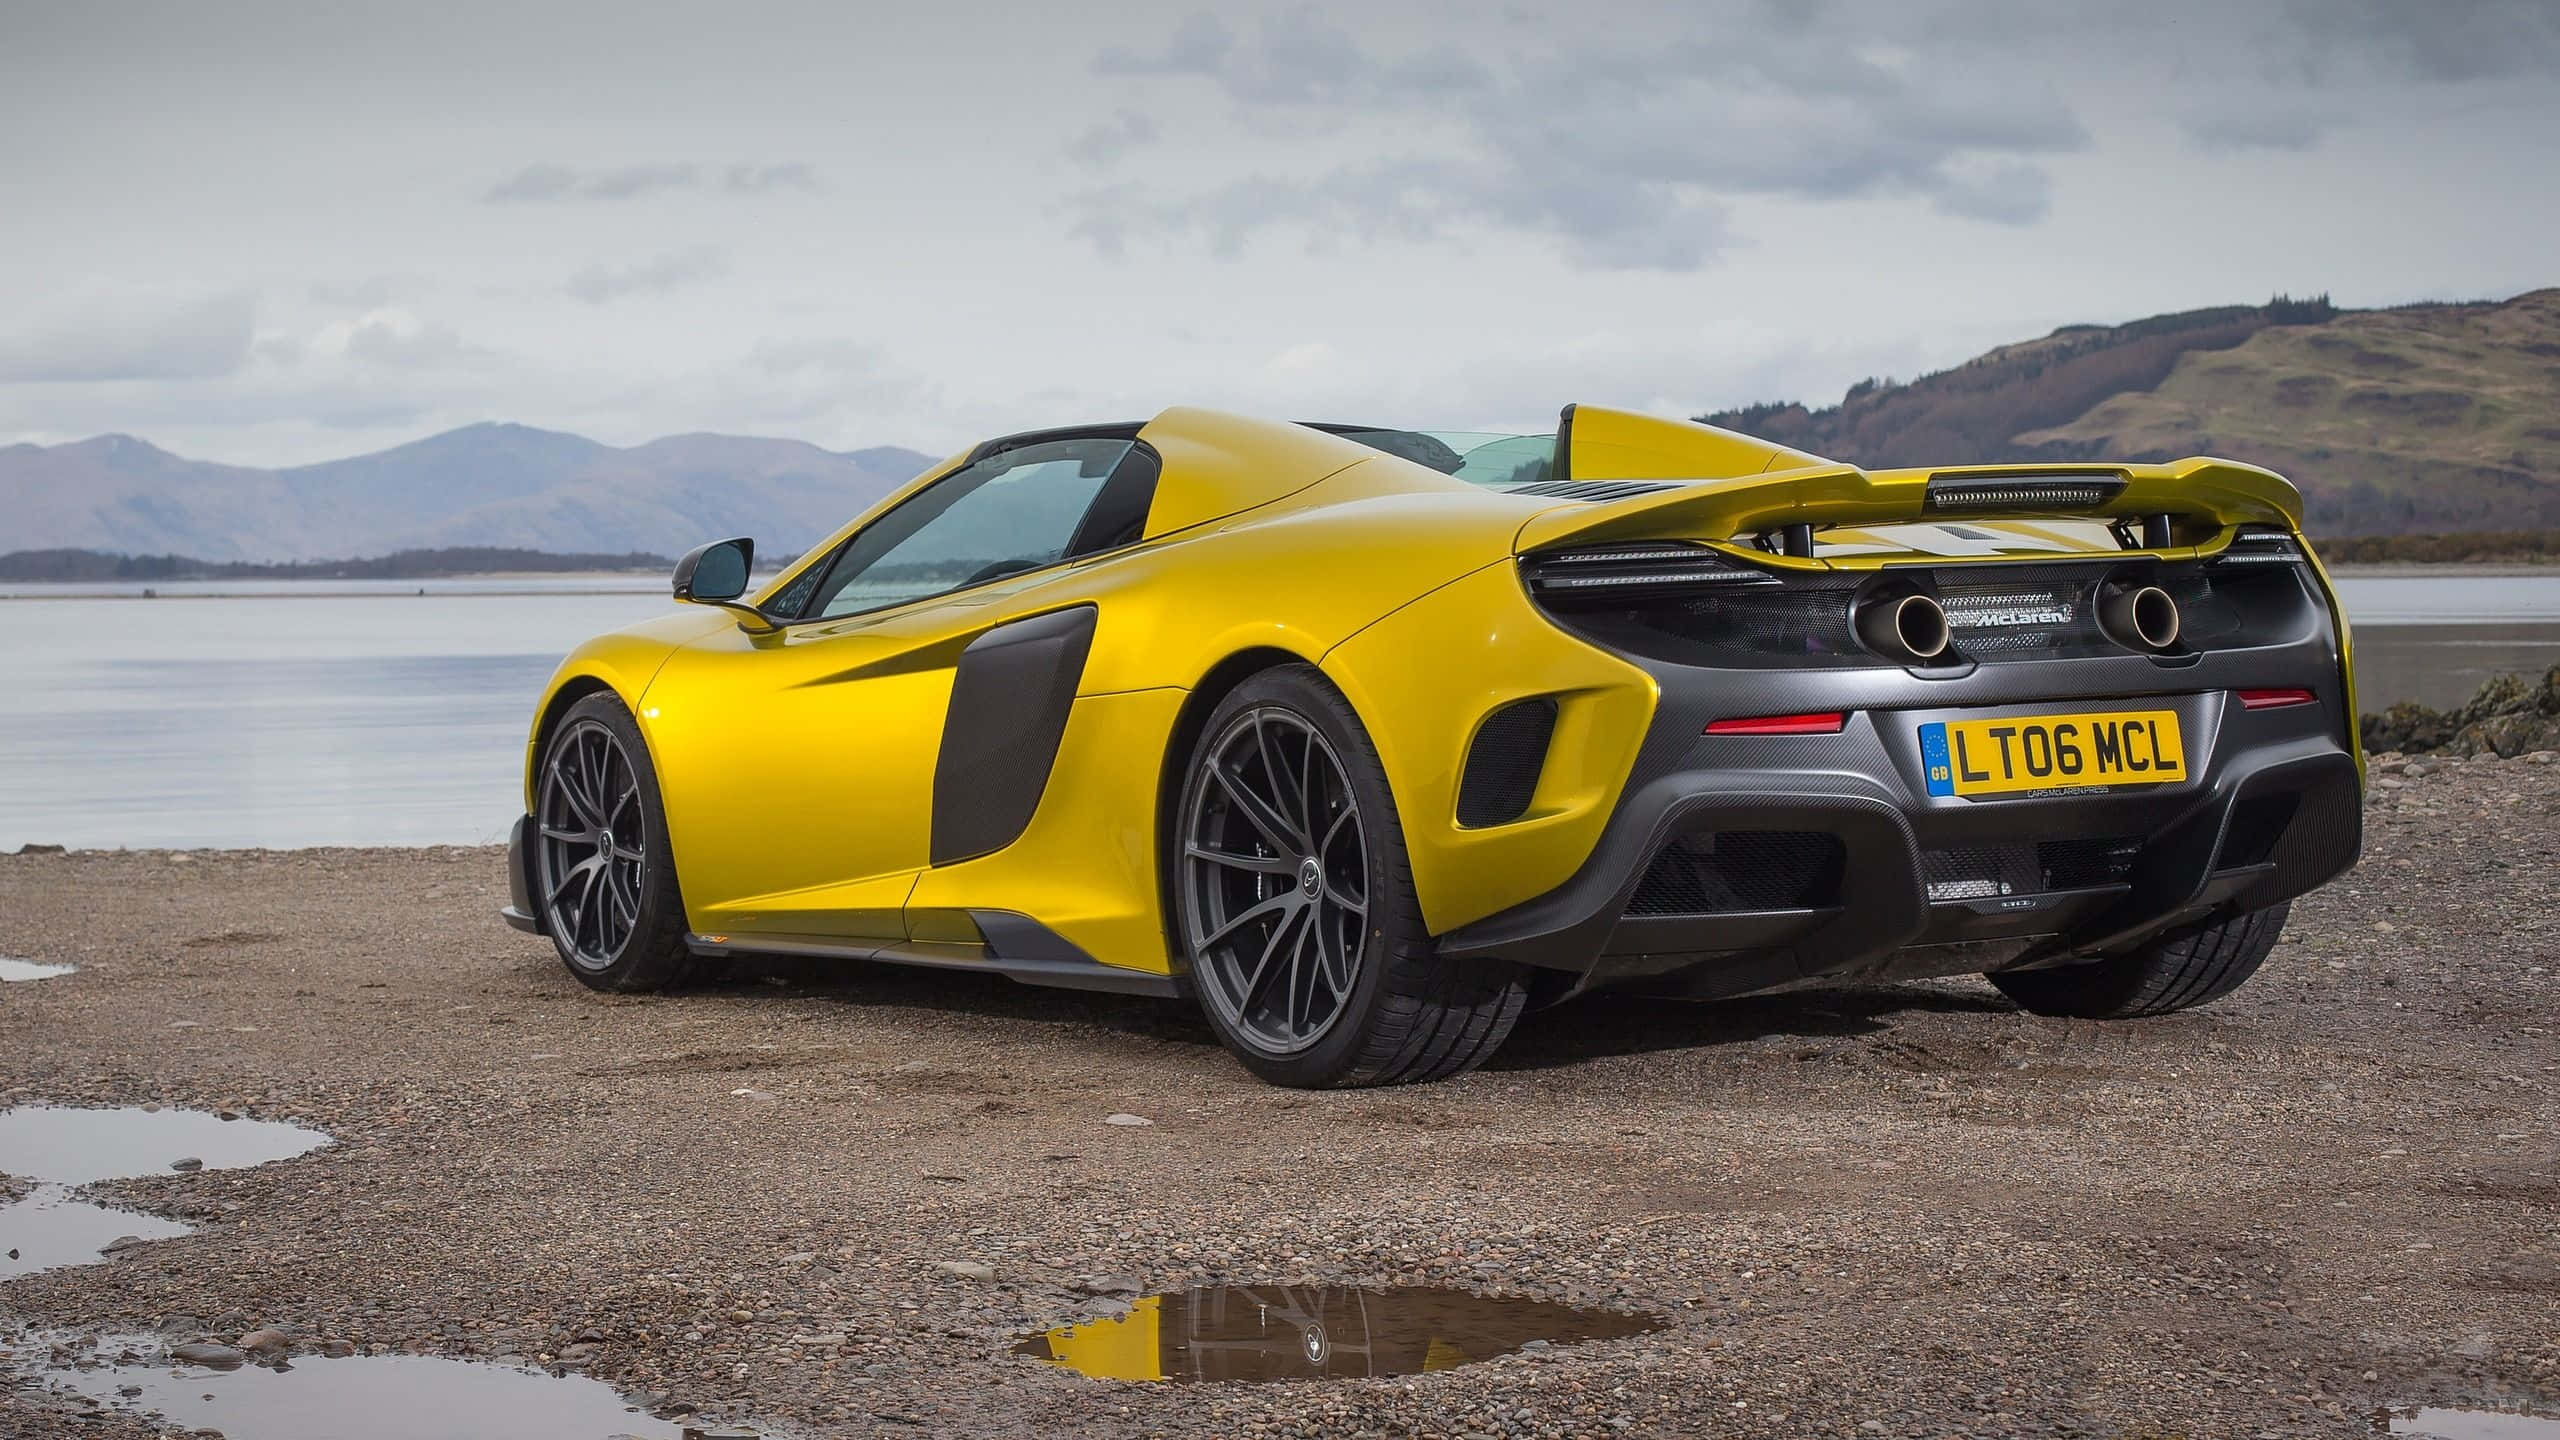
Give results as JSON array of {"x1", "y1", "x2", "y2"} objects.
[
  {"x1": 0, "y1": 424, "x2": 935, "y2": 563},
  {"x1": 1703, "y1": 289, "x2": 2560, "y2": 535}
]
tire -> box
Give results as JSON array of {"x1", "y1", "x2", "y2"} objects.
[
  {"x1": 532, "y1": 692, "x2": 702, "y2": 993},
  {"x1": 1990, "y1": 901, "x2": 2290, "y2": 1019},
  {"x1": 1173, "y1": 665, "x2": 1527, "y2": 1088}
]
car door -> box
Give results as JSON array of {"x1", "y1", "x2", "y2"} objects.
[{"x1": 644, "y1": 433, "x2": 1157, "y2": 942}]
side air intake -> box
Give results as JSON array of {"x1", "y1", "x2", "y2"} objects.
[{"x1": 1455, "y1": 698, "x2": 1558, "y2": 828}]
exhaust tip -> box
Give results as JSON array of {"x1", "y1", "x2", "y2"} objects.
[
  {"x1": 2102, "y1": 584, "x2": 2182, "y2": 652},
  {"x1": 1856, "y1": 591, "x2": 1951, "y2": 664}
]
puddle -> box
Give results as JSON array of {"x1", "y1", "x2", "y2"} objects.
[
  {"x1": 0, "y1": 957, "x2": 76, "y2": 981},
  {"x1": 2390, "y1": 1407, "x2": 2560, "y2": 1439},
  {"x1": 1, "y1": 1188, "x2": 191, "y2": 1279},
  {"x1": 0, "y1": 1105, "x2": 330, "y2": 1185},
  {"x1": 0, "y1": 1106, "x2": 330, "y2": 1278},
  {"x1": 23, "y1": 1337, "x2": 686, "y2": 1440},
  {"x1": 1015, "y1": 1283, "x2": 1663, "y2": 1383}
]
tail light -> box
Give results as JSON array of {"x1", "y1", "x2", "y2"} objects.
[
  {"x1": 2237, "y1": 688, "x2": 2317, "y2": 710},
  {"x1": 1705, "y1": 712, "x2": 1848, "y2": 736}
]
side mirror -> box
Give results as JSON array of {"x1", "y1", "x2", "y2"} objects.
[
  {"x1": 674, "y1": 537, "x2": 753, "y2": 602},
  {"x1": 672, "y1": 538, "x2": 776, "y2": 631}
]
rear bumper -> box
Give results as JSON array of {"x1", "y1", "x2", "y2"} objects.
[
  {"x1": 500, "y1": 814, "x2": 543, "y2": 935},
  {"x1": 1440, "y1": 647, "x2": 2361, "y2": 997}
]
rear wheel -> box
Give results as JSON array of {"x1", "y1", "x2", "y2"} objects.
[
  {"x1": 1175, "y1": 666, "x2": 1526, "y2": 1088},
  {"x1": 533, "y1": 692, "x2": 700, "y2": 992},
  {"x1": 1991, "y1": 902, "x2": 2289, "y2": 1018}
]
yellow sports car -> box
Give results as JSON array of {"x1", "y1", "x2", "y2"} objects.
[{"x1": 502, "y1": 405, "x2": 2362, "y2": 1087}]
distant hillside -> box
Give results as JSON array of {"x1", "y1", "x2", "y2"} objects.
[
  {"x1": 0, "y1": 546, "x2": 671, "y2": 583},
  {"x1": 1703, "y1": 289, "x2": 2560, "y2": 535},
  {"x1": 0, "y1": 424, "x2": 935, "y2": 563}
]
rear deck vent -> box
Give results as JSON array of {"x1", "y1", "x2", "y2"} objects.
[
  {"x1": 1455, "y1": 698, "x2": 1558, "y2": 828},
  {"x1": 1509, "y1": 479, "x2": 1678, "y2": 502},
  {"x1": 1629, "y1": 831, "x2": 1844, "y2": 914}
]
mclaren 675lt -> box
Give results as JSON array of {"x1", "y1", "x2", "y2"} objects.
[{"x1": 502, "y1": 405, "x2": 2362, "y2": 1087}]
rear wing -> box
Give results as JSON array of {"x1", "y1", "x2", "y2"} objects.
[{"x1": 1512, "y1": 457, "x2": 2307, "y2": 561}]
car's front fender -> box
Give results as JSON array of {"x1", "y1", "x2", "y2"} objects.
[{"x1": 520, "y1": 607, "x2": 732, "y2": 812}]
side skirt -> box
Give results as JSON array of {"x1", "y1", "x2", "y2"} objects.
[{"x1": 684, "y1": 910, "x2": 1186, "y2": 999}]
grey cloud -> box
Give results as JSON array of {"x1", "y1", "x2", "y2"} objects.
[
  {"x1": 562, "y1": 247, "x2": 729, "y2": 304},
  {"x1": 343, "y1": 317, "x2": 497, "y2": 369},
  {"x1": 2181, "y1": 103, "x2": 2332, "y2": 153},
  {"x1": 1071, "y1": 9, "x2": 2091, "y2": 270},
  {"x1": 2278, "y1": 0, "x2": 2560, "y2": 84},
  {"x1": 309, "y1": 274, "x2": 431, "y2": 308},
  {"x1": 0, "y1": 292, "x2": 256, "y2": 383},
  {"x1": 1092, "y1": 12, "x2": 1233, "y2": 77},
  {"x1": 486, "y1": 162, "x2": 815, "y2": 203},
  {"x1": 723, "y1": 163, "x2": 818, "y2": 194},
  {"x1": 1067, "y1": 110, "x2": 1161, "y2": 168}
]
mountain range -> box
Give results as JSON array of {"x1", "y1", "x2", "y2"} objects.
[
  {"x1": 6, "y1": 286, "x2": 2554, "y2": 563},
  {"x1": 0, "y1": 424, "x2": 936, "y2": 563},
  {"x1": 1705, "y1": 287, "x2": 2560, "y2": 535}
]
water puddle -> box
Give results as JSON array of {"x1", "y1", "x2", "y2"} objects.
[
  {"x1": 0, "y1": 1104, "x2": 331, "y2": 1184},
  {"x1": 22, "y1": 1337, "x2": 695, "y2": 1440},
  {"x1": 0, "y1": 957, "x2": 76, "y2": 981},
  {"x1": 1, "y1": 1188, "x2": 191, "y2": 1279},
  {"x1": 2390, "y1": 1406, "x2": 2560, "y2": 1439},
  {"x1": 0, "y1": 1105, "x2": 330, "y2": 1278},
  {"x1": 1015, "y1": 1283, "x2": 1663, "y2": 1383}
]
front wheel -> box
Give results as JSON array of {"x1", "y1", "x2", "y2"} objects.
[
  {"x1": 1991, "y1": 902, "x2": 2290, "y2": 1018},
  {"x1": 533, "y1": 692, "x2": 701, "y2": 992},
  {"x1": 1174, "y1": 665, "x2": 1526, "y2": 1088}
]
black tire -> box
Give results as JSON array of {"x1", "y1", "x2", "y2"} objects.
[
  {"x1": 532, "y1": 692, "x2": 702, "y2": 993},
  {"x1": 1990, "y1": 901, "x2": 2289, "y2": 1019},
  {"x1": 1173, "y1": 665, "x2": 1527, "y2": 1088}
]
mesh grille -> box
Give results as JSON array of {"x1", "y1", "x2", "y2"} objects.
[
  {"x1": 1455, "y1": 698, "x2": 1557, "y2": 828},
  {"x1": 1921, "y1": 836, "x2": 2141, "y2": 900},
  {"x1": 1629, "y1": 831, "x2": 1844, "y2": 914},
  {"x1": 2037, "y1": 836, "x2": 2142, "y2": 890}
]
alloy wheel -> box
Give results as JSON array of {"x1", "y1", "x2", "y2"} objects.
[
  {"x1": 536, "y1": 718, "x2": 648, "y2": 971},
  {"x1": 1182, "y1": 706, "x2": 1371, "y2": 1054}
]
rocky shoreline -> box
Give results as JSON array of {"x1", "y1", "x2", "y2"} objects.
[{"x1": 2362, "y1": 662, "x2": 2560, "y2": 757}]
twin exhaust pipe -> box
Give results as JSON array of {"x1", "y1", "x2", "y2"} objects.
[{"x1": 1853, "y1": 581, "x2": 2182, "y2": 664}]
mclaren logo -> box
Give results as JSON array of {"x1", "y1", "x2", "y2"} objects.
[{"x1": 1952, "y1": 606, "x2": 2073, "y2": 629}]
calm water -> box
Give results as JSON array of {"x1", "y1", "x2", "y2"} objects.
[{"x1": 2, "y1": 574, "x2": 2556, "y2": 851}]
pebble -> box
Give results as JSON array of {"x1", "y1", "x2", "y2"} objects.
[
  {"x1": 238, "y1": 1328, "x2": 293, "y2": 1359},
  {"x1": 1103, "y1": 1113, "x2": 1154, "y2": 1127},
  {"x1": 932, "y1": 1260, "x2": 997, "y2": 1282},
  {"x1": 171, "y1": 1157, "x2": 204, "y2": 1172},
  {"x1": 168, "y1": 1343, "x2": 247, "y2": 1370}
]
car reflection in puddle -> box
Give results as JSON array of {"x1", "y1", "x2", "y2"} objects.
[
  {"x1": 1016, "y1": 1283, "x2": 1663, "y2": 1383},
  {"x1": 0, "y1": 958, "x2": 76, "y2": 981},
  {"x1": 27, "y1": 1338, "x2": 696, "y2": 1440},
  {"x1": 0, "y1": 1105, "x2": 330, "y2": 1278},
  {"x1": 2389, "y1": 1406, "x2": 2560, "y2": 1439}
]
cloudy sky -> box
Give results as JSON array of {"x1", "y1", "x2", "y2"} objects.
[{"x1": 3, "y1": 0, "x2": 2556, "y2": 466}]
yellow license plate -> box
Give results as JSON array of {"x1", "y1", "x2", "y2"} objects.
[{"x1": 1920, "y1": 709, "x2": 2186, "y2": 797}]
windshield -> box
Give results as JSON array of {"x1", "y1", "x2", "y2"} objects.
[{"x1": 1325, "y1": 428, "x2": 1557, "y2": 488}]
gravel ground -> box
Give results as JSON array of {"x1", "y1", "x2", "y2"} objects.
[{"x1": 2, "y1": 754, "x2": 2556, "y2": 1439}]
